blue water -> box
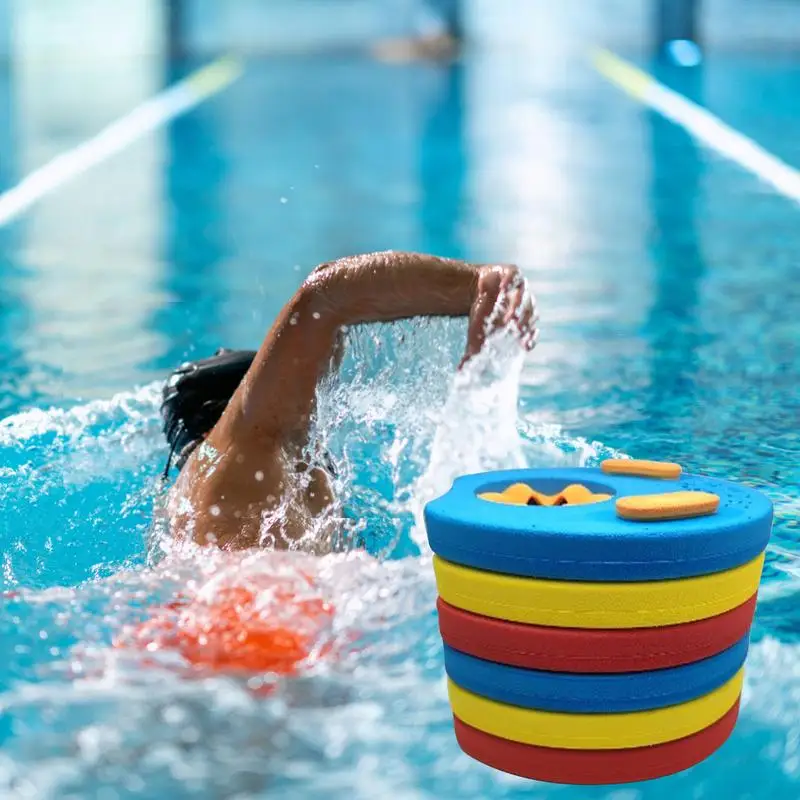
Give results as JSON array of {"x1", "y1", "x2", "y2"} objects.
[{"x1": 2, "y1": 46, "x2": 800, "y2": 799}]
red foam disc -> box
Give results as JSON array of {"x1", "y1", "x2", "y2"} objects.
[
  {"x1": 453, "y1": 698, "x2": 740, "y2": 785},
  {"x1": 437, "y1": 595, "x2": 756, "y2": 673}
]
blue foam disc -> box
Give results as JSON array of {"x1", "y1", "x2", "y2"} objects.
[
  {"x1": 425, "y1": 467, "x2": 772, "y2": 580},
  {"x1": 443, "y1": 635, "x2": 749, "y2": 713}
]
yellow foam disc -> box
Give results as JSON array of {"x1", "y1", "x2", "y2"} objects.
[
  {"x1": 448, "y1": 669, "x2": 743, "y2": 750},
  {"x1": 433, "y1": 553, "x2": 765, "y2": 628}
]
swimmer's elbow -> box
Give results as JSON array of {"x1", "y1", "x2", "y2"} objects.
[{"x1": 297, "y1": 267, "x2": 346, "y2": 324}]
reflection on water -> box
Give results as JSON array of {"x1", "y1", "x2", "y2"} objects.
[
  {"x1": 644, "y1": 60, "x2": 706, "y2": 425},
  {"x1": 153, "y1": 59, "x2": 232, "y2": 373},
  {"x1": 0, "y1": 70, "x2": 31, "y2": 419}
]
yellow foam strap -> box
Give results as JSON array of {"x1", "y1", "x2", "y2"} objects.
[
  {"x1": 448, "y1": 669, "x2": 743, "y2": 750},
  {"x1": 616, "y1": 491, "x2": 720, "y2": 521},
  {"x1": 480, "y1": 483, "x2": 537, "y2": 505},
  {"x1": 433, "y1": 553, "x2": 765, "y2": 629},
  {"x1": 479, "y1": 483, "x2": 612, "y2": 507},
  {"x1": 601, "y1": 459, "x2": 682, "y2": 479}
]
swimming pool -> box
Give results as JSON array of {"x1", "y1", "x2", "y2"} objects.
[{"x1": 2, "y1": 45, "x2": 800, "y2": 799}]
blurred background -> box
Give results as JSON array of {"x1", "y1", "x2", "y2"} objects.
[{"x1": 2, "y1": 0, "x2": 799, "y2": 416}]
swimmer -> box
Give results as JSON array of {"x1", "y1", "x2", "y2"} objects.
[
  {"x1": 161, "y1": 251, "x2": 537, "y2": 551},
  {"x1": 371, "y1": 0, "x2": 462, "y2": 62}
]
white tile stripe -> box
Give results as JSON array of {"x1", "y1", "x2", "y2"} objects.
[
  {"x1": 593, "y1": 48, "x2": 800, "y2": 205},
  {"x1": 0, "y1": 57, "x2": 244, "y2": 227}
]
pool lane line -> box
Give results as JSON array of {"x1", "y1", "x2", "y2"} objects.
[
  {"x1": 592, "y1": 48, "x2": 800, "y2": 205},
  {"x1": 0, "y1": 56, "x2": 244, "y2": 227}
]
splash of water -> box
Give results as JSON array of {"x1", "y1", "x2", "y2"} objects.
[{"x1": 0, "y1": 318, "x2": 675, "y2": 799}]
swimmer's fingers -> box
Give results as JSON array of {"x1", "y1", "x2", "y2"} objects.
[
  {"x1": 502, "y1": 285, "x2": 531, "y2": 324},
  {"x1": 514, "y1": 288, "x2": 539, "y2": 349},
  {"x1": 461, "y1": 264, "x2": 536, "y2": 367},
  {"x1": 484, "y1": 267, "x2": 521, "y2": 325},
  {"x1": 499, "y1": 276, "x2": 538, "y2": 351},
  {"x1": 522, "y1": 326, "x2": 540, "y2": 351},
  {"x1": 469, "y1": 280, "x2": 498, "y2": 337}
]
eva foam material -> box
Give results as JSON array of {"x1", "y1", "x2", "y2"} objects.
[
  {"x1": 616, "y1": 491, "x2": 720, "y2": 521},
  {"x1": 601, "y1": 459, "x2": 682, "y2": 479},
  {"x1": 447, "y1": 670, "x2": 743, "y2": 749},
  {"x1": 437, "y1": 595, "x2": 758, "y2": 672},
  {"x1": 424, "y1": 467, "x2": 773, "y2": 581},
  {"x1": 433, "y1": 553, "x2": 765, "y2": 628},
  {"x1": 480, "y1": 482, "x2": 611, "y2": 506},
  {"x1": 452, "y1": 699, "x2": 740, "y2": 785},
  {"x1": 442, "y1": 637, "x2": 748, "y2": 712}
]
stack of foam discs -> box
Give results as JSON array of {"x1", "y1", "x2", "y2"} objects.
[{"x1": 424, "y1": 460, "x2": 773, "y2": 785}]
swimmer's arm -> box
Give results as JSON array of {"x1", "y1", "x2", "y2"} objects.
[
  {"x1": 307, "y1": 251, "x2": 481, "y2": 320},
  {"x1": 310, "y1": 250, "x2": 536, "y2": 368},
  {"x1": 220, "y1": 251, "x2": 535, "y2": 443}
]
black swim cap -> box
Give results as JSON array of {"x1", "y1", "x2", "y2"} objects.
[{"x1": 160, "y1": 348, "x2": 257, "y2": 477}]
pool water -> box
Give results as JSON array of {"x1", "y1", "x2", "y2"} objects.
[{"x1": 2, "y1": 46, "x2": 800, "y2": 799}]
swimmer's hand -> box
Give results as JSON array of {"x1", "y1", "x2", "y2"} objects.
[{"x1": 460, "y1": 265, "x2": 538, "y2": 368}]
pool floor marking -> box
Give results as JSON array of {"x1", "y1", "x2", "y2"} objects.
[
  {"x1": 592, "y1": 49, "x2": 800, "y2": 205},
  {"x1": 0, "y1": 57, "x2": 244, "y2": 227}
]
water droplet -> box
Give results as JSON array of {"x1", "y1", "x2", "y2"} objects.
[
  {"x1": 181, "y1": 727, "x2": 201, "y2": 744},
  {"x1": 163, "y1": 705, "x2": 187, "y2": 726},
  {"x1": 312, "y1": 311, "x2": 321, "y2": 320},
  {"x1": 255, "y1": 471, "x2": 264, "y2": 482},
  {"x1": 665, "y1": 39, "x2": 702, "y2": 67},
  {"x1": 280, "y1": 197, "x2": 288, "y2": 204},
  {"x1": 210, "y1": 505, "x2": 221, "y2": 517},
  {"x1": 125, "y1": 776, "x2": 146, "y2": 793}
]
